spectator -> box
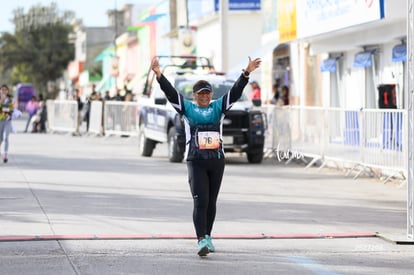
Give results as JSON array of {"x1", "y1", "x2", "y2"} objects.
[
  {"x1": 0, "y1": 84, "x2": 15, "y2": 163},
  {"x1": 74, "y1": 89, "x2": 83, "y2": 135},
  {"x1": 248, "y1": 81, "x2": 261, "y2": 102},
  {"x1": 281, "y1": 85, "x2": 289, "y2": 105},
  {"x1": 270, "y1": 83, "x2": 284, "y2": 106},
  {"x1": 24, "y1": 96, "x2": 39, "y2": 132},
  {"x1": 111, "y1": 89, "x2": 124, "y2": 101},
  {"x1": 95, "y1": 92, "x2": 102, "y2": 101},
  {"x1": 38, "y1": 94, "x2": 47, "y2": 132},
  {"x1": 83, "y1": 84, "x2": 98, "y2": 132},
  {"x1": 31, "y1": 99, "x2": 47, "y2": 133},
  {"x1": 104, "y1": 91, "x2": 111, "y2": 101}
]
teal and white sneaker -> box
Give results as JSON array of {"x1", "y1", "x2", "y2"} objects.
[
  {"x1": 197, "y1": 239, "x2": 210, "y2": 256},
  {"x1": 205, "y1": 235, "x2": 215, "y2": 252}
]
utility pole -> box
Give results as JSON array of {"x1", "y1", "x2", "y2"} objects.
[
  {"x1": 114, "y1": 0, "x2": 118, "y2": 39},
  {"x1": 407, "y1": 0, "x2": 414, "y2": 239},
  {"x1": 111, "y1": 0, "x2": 119, "y2": 88},
  {"x1": 220, "y1": 0, "x2": 229, "y2": 72},
  {"x1": 186, "y1": 0, "x2": 189, "y2": 28}
]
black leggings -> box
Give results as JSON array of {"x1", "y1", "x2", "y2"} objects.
[{"x1": 187, "y1": 158, "x2": 225, "y2": 239}]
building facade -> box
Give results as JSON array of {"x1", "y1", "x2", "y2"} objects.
[
  {"x1": 78, "y1": 0, "x2": 407, "y2": 110},
  {"x1": 273, "y1": 0, "x2": 406, "y2": 109}
]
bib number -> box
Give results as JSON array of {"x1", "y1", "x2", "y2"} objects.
[{"x1": 198, "y1": 131, "x2": 220, "y2": 150}]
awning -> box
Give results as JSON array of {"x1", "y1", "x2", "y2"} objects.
[
  {"x1": 127, "y1": 13, "x2": 166, "y2": 31},
  {"x1": 320, "y1": 57, "x2": 339, "y2": 72},
  {"x1": 392, "y1": 44, "x2": 407, "y2": 62},
  {"x1": 353, "y1": 50, "x2": 375, "y2": 68},
  {"x1": 141, "y1": 13, "x2": 166, "y2": 22}
]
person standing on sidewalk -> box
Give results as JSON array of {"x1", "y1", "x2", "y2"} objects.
[
  {"x1": 248, "y1": 80, "x2": 261, "y2": 103},
  {"x1": 151, "y1": 56, "x2": 261, "y2": 256},
  {"x1": 0, "y1": 84, "x2": 15, "y2": 163},
  {"x1": 24, "y1": 95, "x2": 38, "y2": 132},
  {"x1": 84, "y1": 84, "x2": 98, "y2": 132},
  {"x1": 74, "y1": 89, "x2": 83, "y2": 136}
]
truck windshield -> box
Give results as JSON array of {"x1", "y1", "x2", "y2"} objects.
[{"x1": 175, "y1": 79, "x2": 247, "y2": 101}]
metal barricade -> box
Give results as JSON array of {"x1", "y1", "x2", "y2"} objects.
[
  {"x1": 88, "y1": 100, "x2": 104, "y2": 136},
  {"x1": 104, "y1": 101, "x2": 139, "y2": 137},
  {"x1": 262, "y1": 104, "x2": 291, "y2": 161},
  {"x1": 260, "y1": 105, "x2": 406, "y2": 180},
  {"x1": 288, "y1": 106, "x2": 325, "y2": 167},
  {"x1": 47, "y1": 99, "x2": 406, "y2": 180},
  {"x1": 361, "y1": 109, "x2": 406, "y2": 180},
  {"x1": 321, "y1": 108, "x2": 363, "y2": 172},
  {"x1": 46, "y1": 100, "x2": 78, "y2": 133}
]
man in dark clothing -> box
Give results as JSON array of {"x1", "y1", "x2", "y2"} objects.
[{"x1": 111, "y1": 89, "x2": 124, "y2": 101}]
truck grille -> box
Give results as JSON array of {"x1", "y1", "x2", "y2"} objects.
[
  {"x1": 223, "y1": 111, "x2": 249, "y2": 129},
  {"x1": 222, "y1": 111, "x2": 249, "y2": 146}
]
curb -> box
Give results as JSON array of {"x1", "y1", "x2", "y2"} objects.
[
  {"x1": 376, "y1": 233, "x2": 414, "y2": 245},
  {"x1": 0, "y1": 232, "x2": 377, "y2": 242}
]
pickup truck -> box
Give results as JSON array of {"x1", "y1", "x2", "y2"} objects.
[{"x1": 137, "y1": 56, "x2": 266, "y2": 163}]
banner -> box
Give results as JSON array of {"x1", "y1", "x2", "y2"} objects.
[
  {"x1": 296, "y1": 0, "x2": 384, "y2": 39},
  {"x1": 277, "y1": 0, "x2": 297, "y2": 42}
]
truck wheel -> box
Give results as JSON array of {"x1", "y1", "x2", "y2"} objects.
[
  {"x1": 168, "y1": 127, "x2": 184, "y2": 162},
  {"x1": 139, "y1": 124, "x2": 155, "y2": 157},
  {"x1": 247, "y1": 151, "x2": 264, "y2": 164}
]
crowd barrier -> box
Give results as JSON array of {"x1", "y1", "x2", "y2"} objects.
[
  {"x1": 103, "y1": 101, "x2": 139, "y2": 137},
  {"x1": 46, "y1": 100, "x2": 78, "y2": 133},
  {"x1": 88, "y1": 101, "x2": 103, "y2": 135},
  {"x1": 46, "y1": 100, "x2": 406, "y2": 181},
  {"x1": 261, "y1": 104, "x2": 406, "y2": 182}
]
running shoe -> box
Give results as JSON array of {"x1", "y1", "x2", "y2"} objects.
[
  {"x1": 197, "y1": 239, "x2": 209, "y2": 256},
  {"x1": 205, "y1": 235, "x2": 215, "y2": 252}
]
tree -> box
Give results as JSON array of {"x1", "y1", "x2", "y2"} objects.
[{"x1": 0, "y1": 2, "x2": 75, "y2": 98}]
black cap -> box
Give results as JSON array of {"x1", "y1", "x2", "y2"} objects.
[{"x1": 193, "y1": 81, "x2": 212, "y2": 93}]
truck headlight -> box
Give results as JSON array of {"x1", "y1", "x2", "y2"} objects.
[{"x1": 251, "y1": 114, "x2": 262, "y2": 126}]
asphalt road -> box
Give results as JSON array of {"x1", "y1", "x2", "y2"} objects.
[{"x1": 0, "y1": 118, "x2": 413, "y2": 275}]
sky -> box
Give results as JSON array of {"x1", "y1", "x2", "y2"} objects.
[{"x1": 0, "y1": 0, "x2": 155, "y2": 33}]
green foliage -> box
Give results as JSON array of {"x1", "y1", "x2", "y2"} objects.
[
  {"x1": 0, "y1": 2, "x2": 75, "y2": 92},
  {"x1": 89, "y1": 63, "x2": 103, "y2": 80}
]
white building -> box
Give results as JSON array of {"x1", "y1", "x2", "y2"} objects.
[{"x1": 275, "y1": 0, "x2": 406, "y2": 109}]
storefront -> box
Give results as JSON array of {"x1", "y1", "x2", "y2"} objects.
[
  {"x1": 296, "y1": 0, "x2": 405, "y2": 109},
  {"x1": 274, "y1": 0, "x2": 406, "y2": 109}
]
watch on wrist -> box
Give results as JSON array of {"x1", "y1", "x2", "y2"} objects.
[{"x1": 242, "y1": 69, "x2": 250, "y2": 77}]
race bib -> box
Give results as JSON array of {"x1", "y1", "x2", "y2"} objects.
[{"x1": 198, "y1": 131, "x2": 220, "y2": 150}]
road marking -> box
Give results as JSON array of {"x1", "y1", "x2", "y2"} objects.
[{"x1": 288, "y1": 255, "x2": 339, "y2": 275}]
